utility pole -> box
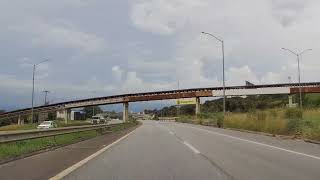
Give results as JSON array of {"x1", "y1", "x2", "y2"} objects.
[
  {"x1": 288, "y1": 76, "x2": 292, "y2": 84},
  {"x1": 91, "y1": 91, "x2": 97, "y2": 117},
  {"x1": 43, "y1": 90, "x2": 50, "y2": 105}
]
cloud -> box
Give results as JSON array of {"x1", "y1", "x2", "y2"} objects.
[
  {"x1": 112, "y1": 66, "x2": 123, "y2": 81},
  {"x1": 10, "y1": 19, "x2": 107, "y2": 54},
  {"x1": 270, "y1": 0, "x2": 312, "y2": 27},
  {"x1": 130, "y1": 0, "x2": 204, "y2": 35},
  {"x1": 260, "y1": 72, "x2": 282, "y2": 84},
  {"x1": 226, "y1": 66, "x2": 259, "y2": 86},
  {"x1": 1, "y1": 0, "x2": 320, "y2": 111}
]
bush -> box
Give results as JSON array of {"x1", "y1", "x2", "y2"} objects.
[
  {"x1": 0, "y1": 119, "x2": 11, "y2": 127},
  {"x1": 257, "y1": 111, "x2": 267, "y2": 121},
  {"x1": 196, "y1": 118, "x2": 203, "y2": 125},
  {"x1": 285, "y1": 108, "x2": 303, "y2": 119},
  {"x1": 269, "y1": 109, "x2": 278, "y2": 119},
  {"x1": 256, "y1": 111, "x2": 267, "y2": 131},
  {"x1": 197, "y1": 113, "x2": 223, "y2": 127},
  {"x1": 285, "y1": 108, "x2": 303, "y2": 135},
  {"x1": 176, "y1": 116, "x2": 193, "y2": 123},
  {"x1": 216, "y1": 113, "x2": 224, "y2": 128},
  {"x1": 56, "y1": 117, "x2": 65, "y2": 121}
]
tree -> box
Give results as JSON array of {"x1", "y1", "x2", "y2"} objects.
[
  {"x1": 0, "y1": 109, "x2": 5, "y2": 114},
  {"x1": 83, "y1": 106, "x2": 103, "y2": 118}
]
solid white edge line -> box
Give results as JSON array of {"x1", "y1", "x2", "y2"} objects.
[
  {"x1": 183, "y1": 141, "x2": 200, "y2": 154},
  {"x1": 179, "y1": 124, "x2": 320, "y2": 160},
  {"x1": 49, "y1": 127, "x2": 139, "y2": 180}
]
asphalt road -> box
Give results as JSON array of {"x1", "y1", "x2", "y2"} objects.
[{"x1": 64, "y1": 121, "x2": 320, "y2": 180}]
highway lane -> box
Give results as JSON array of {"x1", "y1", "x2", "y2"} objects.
[{"x1": 63, "y1": 121, "x2": 320, "y2": 180}]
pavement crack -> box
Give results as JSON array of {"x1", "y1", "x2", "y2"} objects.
[{"x1": 198, "y1": 153, "x2": 236, "y2": 180}]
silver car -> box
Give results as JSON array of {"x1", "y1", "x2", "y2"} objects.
[{"x1": 37, "y1": 121, "x2": 58, "y2": 129}]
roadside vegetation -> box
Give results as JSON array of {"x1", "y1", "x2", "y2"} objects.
[
  {"x1": 0, "y1": 130, "x2": 97, "y2": 161},
  {"x1": 0, "y1": 121, "x2": 138, "y2": 161},
  {"x1": 0, "y1": 124, "x2": 38, "y2": 131},
  {"x1": 152, "y1": 94, "x2": 320, "y2": 141},
  {"x1": 175, "y1": 108, "x2": 320, "y2": 140}
]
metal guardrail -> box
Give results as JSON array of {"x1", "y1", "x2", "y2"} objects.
[
  {"x1": 158, "y1": 117, "x2": 178, "y2": 121},
  {"x1": 0, "y1": 123, "x2": 122, "y2": 144}
]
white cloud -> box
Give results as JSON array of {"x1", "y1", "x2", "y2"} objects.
[
  {"x1": 130, "y1": 0, "x2": 320, "y2": 89},
  {"x1": 122, "y1": 71, "x2": 143, "y2": 92},
  {"x1": 270, "y1": 0, "x2": 312, "y2": 27},
  {"x1": 119, "y1": 71, "x2": 175, "y2": 93},
  {"x1": 11, "y1": 19, "x2": 107, "y2": 54},
  {"x1": 2, "y1": 0, "x2": 320, "y2": 110},
  {"x1": 130, "y1": 0, "x2": 204, "y2": 35},
  {"x1": 260, "y1": 72, "x2": 282, "y2": 84},
  {"x1": 112, "y1": 66, "x2": 123, "y2": 81},
  {"x1": 226, "y1": 66, "x2": 259, "y2": 86}
]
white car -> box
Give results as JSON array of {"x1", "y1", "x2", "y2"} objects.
[
  {"x1": 91, "y1": 116, "x2": 106, "y2": 124},
  {"x1": 37, "y1": 121, "x2": 57, "y2": 129}
]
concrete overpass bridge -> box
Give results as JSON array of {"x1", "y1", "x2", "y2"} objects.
[{"x1": 1, "y1": 82, "x2": 320, "y2": 124}]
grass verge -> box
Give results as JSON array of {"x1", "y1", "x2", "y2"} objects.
[
  {"x1": 0, "y1": 121, "x2": 138, "y2": 161},
  {"x1": 176, "y1": 108, "x2": 320, "y2": 141},
  {"x1": 0, "y1": 124, "x2": 38, "y2": 131}
]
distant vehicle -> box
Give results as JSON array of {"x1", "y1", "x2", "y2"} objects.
[
  {"x1": 37, "y1": 121, "x2": 57, "y2": 129},
  {"x1": 90, "y1": 116, "x2": 106, "y2": 124}
]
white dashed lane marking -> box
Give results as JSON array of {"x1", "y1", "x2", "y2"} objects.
[{"x1": 183, "y1": 141, "x2": 201, "y2": 154}]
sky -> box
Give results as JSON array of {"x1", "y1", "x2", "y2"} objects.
[{"x1": 1, "y1": 0, "x2": 320, "y2": 112}]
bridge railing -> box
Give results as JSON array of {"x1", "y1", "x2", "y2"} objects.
[{"x1": 1, "y1": 82, "x2": 320, "y2": 119}]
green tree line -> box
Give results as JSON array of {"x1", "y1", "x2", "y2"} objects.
[{"x1": 150, "y1": 94, "x2": 320, "y2": 117}]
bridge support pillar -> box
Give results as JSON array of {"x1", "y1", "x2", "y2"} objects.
[
  {"x1": 18, "y1": 114, "x2": 22, "y2": 125},
  {"x1": 123, "y1": 102, "x2": 129, "y2": 122},
  {"x1": 65, "y1": 109, "x2": 71, "y2": 124},
  {"x1": 288, "y1": 95, "x2": 293, "y2": 107},
  {"x1": 195, "y1": 97, "x2": 201, "y2": 116},
  {"x1": 56, "y1": 109, "x2": 71, "y2": 124},
  {"x1": 287, "y1": 95, "x2": 298, "y2": 108}
]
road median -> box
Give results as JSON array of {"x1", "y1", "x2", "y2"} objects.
[{"x1": 0, "y1": 121, "x2": 139, "y2": 165}]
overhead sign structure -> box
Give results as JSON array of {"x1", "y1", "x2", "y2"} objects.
[{"x1": 176, "y1": 98, "x2": 197, "y2": 105}]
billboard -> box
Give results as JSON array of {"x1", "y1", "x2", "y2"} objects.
[{"x1": 176, "y1": 98, "x2": 197, "y2": 105}]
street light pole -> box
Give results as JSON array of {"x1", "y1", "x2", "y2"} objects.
[
  {"x1": 31, "y1": 60, "x2": 50, "y2": 123},
  {"x1": 202, "y1": 32, "x2": 226, "y2": 117},
  {"x1": 222, "y1": 41, "x2": 226, "y2": 116},
  {"x1": 281, "y1": 48, "x2": 312, "y2": 108},
  {"x1": 31, "y1": 65, "x2": 35, "y2": 123},
  {"x1": 297, "y1": 54, "x2": 302, "y2": 108},
  {"x1": 177, "y1": 80, "x2": 180, "y2": 117},
  {"x1": 91, "y1": 91, "x2": 97, "y2": 117}
]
